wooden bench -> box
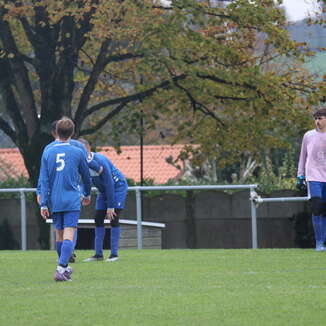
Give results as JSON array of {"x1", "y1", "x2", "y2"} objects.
[{"x1": 46, "y1": 218, "x2": 166, "y2": 249}]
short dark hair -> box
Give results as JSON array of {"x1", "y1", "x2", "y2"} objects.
[
  {"x1": 77, "y1": 137, "x2": 91, "y2": 152},
  {"x1": 51, "y1": 120, "x2": 58, "y2": 135},
  {"x1": 56, "y1": 117, "x2": 74, "y2": 140},
  {"x1": 77, "y1": 138, "x2": 90, "y2": 147},
  {"x1": 313, "y1": 108, "x2": 326, "y2": 118}
]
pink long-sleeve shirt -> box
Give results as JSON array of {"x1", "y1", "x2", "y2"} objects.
[{"x1": 297, "y1": 129, "x2": 326, "y2": 182}]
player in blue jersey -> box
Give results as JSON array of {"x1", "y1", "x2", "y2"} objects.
[
  {"x1": 78, "y1": 138, "x2": 128, "y2": 262},
  {"x1": 39, "y1": 118, "x2": 92, "y2": 282},
  {"x1": 37, "y1": 120, "x2": 102, "y2": 262}
]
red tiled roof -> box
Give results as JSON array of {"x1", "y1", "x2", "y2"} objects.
[
  {"x1": 0, "y1": 145, "x2": 187, "y2": 184},
  {"x1": 0, "y1": 148, "x2": 29, "y2": 181},
  {"x1": 98, "y1": 145, "x2": 185, "y2": 184}
]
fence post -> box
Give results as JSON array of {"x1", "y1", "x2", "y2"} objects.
[
  {"x1": 250, "y1": 186, "x2": 258, "y2": 249},
  {"x1": 136, "y1": 188, "x2": 142, "y2": 249},
  {"x1": 20, "y1": 190, "x2": 27, "y2": 251}
]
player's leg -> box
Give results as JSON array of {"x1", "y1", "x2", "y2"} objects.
[
  {"x1": 320, "y1": 182, "x2": 326, "y2": 249},
  {"x1": 83, "y1": 208, "x2": 106, "y2": 262},
  {"x1": 94, "y1": 210, "x2": 106, "y2": 258},
  {"x1": 53, "y1": 212, "x2": 70, "y2": 282},
  {"x1": 56, "y1": 229, "x2": 64, "y2": 257},
  {"x1": 59, "y1": 226, "x2": 75, "y2": 267},
  {"x1": 69, "y1": 229, "x2": 78, "y2": 263},
  {"x1": 106, "y1": 185, "x2": 127, "y2": 262},
  {"x1": 106, "y1": 209, "x2": 122, "y2": 262},
  {"x1": 55, "y1": 211, "x2": 80, "y2": 281},
  {"x1": 309, "y1": 181, "x2": 324, "y2": 251},
  {"x1": 53, "y1": 212, "x2": 64, "y2": 258}
]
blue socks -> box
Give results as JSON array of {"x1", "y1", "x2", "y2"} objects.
[
  {"x1": 93, "y1": 226, "x2": 120, "y2": 256},
  {"x1": 95, "y1": 227, "x2": 105, "y2": 256},
  {"x1": 59, "y1": 239, "x2": 74, "y2": 266},
  {"x1": 111, "y1": 227, "x2": 120, "y2": 256},
  {"x1": 312, "y1": 215, "x2": 324, "y2": 247},
  {"x1": 321, "y1": 216, "x2": 326, "y2": 244}
]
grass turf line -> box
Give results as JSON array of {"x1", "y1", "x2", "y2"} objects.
[{"x1": 1, "y1": 249, "x2": 326, "y2": 326}]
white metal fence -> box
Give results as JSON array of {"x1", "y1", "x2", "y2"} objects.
[
  {"x1": 3, "y1": 185, "x2": 309, "y2": 250},
  {"x1": 0, "y1": 184, "x2": 260, "y2": 250}
]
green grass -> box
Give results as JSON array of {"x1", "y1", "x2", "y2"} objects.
[{"x1": 1, "y1": 249, "x2": 326, "y2": 326}]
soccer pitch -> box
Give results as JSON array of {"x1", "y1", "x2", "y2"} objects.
[{"x1": 1, "y1": 249, "x2": 326, "y2": 326}]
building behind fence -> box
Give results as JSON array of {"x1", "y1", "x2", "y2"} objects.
[{"x1": 0, "y1": 189, "x2": 311, "y2": 250}]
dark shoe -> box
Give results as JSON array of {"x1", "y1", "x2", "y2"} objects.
[
  {"x1": 69, "y1": 252, "x2": 76, "y2": 263},
  {"x1": 54, "y1": 268, "x2": 71, "y2": 282},
  {"x1": 64, "y1": 266, "x2": 73, "y2": 280},
  {"x1": 83, "y1": 254, "x2": 104, "y2": 262},
  {"x1": 105, "y1": 254, "x2": 119, "y2": 262}
]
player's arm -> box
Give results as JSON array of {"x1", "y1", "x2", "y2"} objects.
[
  {"x1": 296, "y1": 133, "x2": 308, "y2": 193},
  {"x1": 39, "y1": 153, "x2": 50, "y2": 219},
  {"x1": 78, "y1": 152, "x2": 92, "y2": 206},
  {"x1": 297, "y1": 134, "x2": 307, "y2": 176},
  {"x1": 37, "y1": 143, "x2": 54, "y2": 206},
  {"x1": 102, "y1": 160, "x2": 116, "y2": 220},
  {"x1": 36, "y1": 174, "x2": 42, "y2": 205}
]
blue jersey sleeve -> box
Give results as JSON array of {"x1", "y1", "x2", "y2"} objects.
[
  {"x1": 90, "y1": 153, "x2": 127, "y2": 209},
  {"x1": 37, "y1": 140, "x2": 57, "y2": 197},
  {"x1": 39, "y1": 151, "x2": 50, "y2": 208},
  {"x1": 102, "y1": 159, "x2": 115, "y2": 208},
  {"x1": 79, "y1": 155, "x2": 91, "y2": 197}
]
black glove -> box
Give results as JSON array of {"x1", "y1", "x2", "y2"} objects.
[{"x1": 296, "y1": 175, "x2": 307, "y2": 194}]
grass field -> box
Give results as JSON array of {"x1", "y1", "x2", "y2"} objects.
[{"x1": 1, "y1": 249, "x2": 326, "y2": 326}]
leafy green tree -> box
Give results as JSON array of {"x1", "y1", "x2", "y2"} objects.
[
  {"x1": 137, "y1": 0, "x2": 325, "y2": 179},
  {"x1": 0, "y1": 0, "x2": 324, "y2": 189},
  {"x1": 0, "y1": 0, "x2": 163, "y2": 185}
]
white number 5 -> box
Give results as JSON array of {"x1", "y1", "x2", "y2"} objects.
[{"x1": 56, "y1": 153, "x2": 65, "y2": 171}]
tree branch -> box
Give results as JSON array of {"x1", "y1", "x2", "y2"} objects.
[
  {"x1": 19, "y1": 17, "x2": 37, "y2": 49},
  {"x1": 104, "y1": 52, "x2": 143, "y2": 65},
  {"x1": 0, "y1": 58, "x2": 27, "y2": 143},
  {"x1": 79, "y1": 102, "x2": 127, "y2": 136},
  {"x1": 75, "y1": 0, "x2": 99, "y2": 51},
  {"x1": 83, "y1": 74, "x2": 186, "y2": 119},
  {"x1": 197, "y1": 72, "x2": 257, "y2": 91},
  {"x1": 75, "y1": 39, "x2": 112, "y2": 126},
  {"x1": 174, "y1": 80, "x2": 225, "y2": 126},
  {"x1": 0, "y1": 116, "x2": 17, "y2": 143},
  {"x1": 214, "y1": 94, "x2": 255, "y2": 101},
  {"x1": 0, "y1": 19, "x2": 37, "y2": 138}
]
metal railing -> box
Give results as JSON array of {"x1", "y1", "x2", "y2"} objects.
[{"x1": 0, "y1": 184, "x2": 258, "y2": 250}]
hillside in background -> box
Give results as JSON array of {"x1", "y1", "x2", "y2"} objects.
[
  {"x1": 287, "y1": 15, "x2": 326, "y2": 50},
  {"x1": 287, "y1": 16, "x2": 326, "y2": 78}
]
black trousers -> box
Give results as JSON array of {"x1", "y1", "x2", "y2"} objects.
[{"x1": 94, "y1": 209, "x2": 122, "y2": 227}]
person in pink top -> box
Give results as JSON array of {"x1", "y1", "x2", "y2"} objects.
[{"x1": 297, "y1": 108, "x2": 326, "y2": 251}]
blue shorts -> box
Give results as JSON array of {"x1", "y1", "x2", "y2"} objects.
[
  {"x1": 52, "y1": 211, "x2": 80, "y2": 230},
  {"x1": 96, "y1": 185, "x2": 128, "y2": 210},
  {"x1": 308, "y1": 181, "x2": 326, "y2": 203}
]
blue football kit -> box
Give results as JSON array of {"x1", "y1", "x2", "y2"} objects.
[
  {"x1": 86, "y1": 152, "x2": 128, "y2": 260},
  {"x1": 40, "y1": 142, "x2": 91, "y2": 213},
  {"x1": 37, "y1": 139, "x2": 100, "y2": 195},
  {"x1": 40, "y1": 141, "x2": 92, "y2": 270},
  {"x1": 89, "y1": 152, "x2": 128, "y2": 210}
]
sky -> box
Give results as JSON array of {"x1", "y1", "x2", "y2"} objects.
[
  {"x1": 160, "y1": 1, "x2": 322, "y2": 22},
  {"x1": 282, "y1": 0, "x2": 322, "y2": 21}
]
